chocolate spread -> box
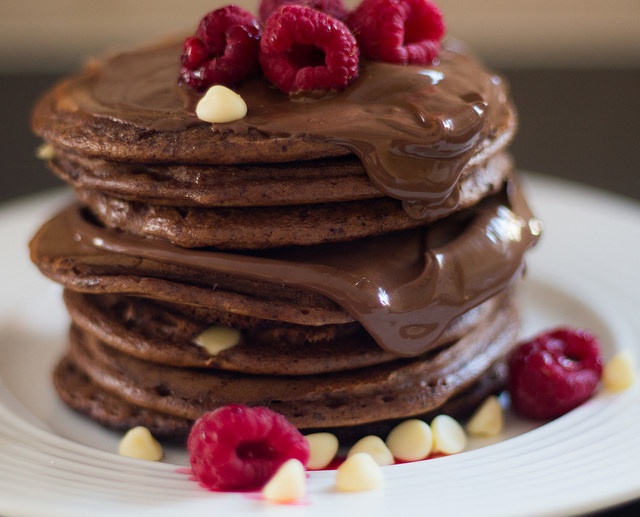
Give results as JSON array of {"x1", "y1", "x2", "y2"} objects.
[
  {"x1": 32, "y1": 182, "x2": 540, "y2": 357},
  {"x1": 58, "y1": 40, "x2": 515, "y2": 219}
]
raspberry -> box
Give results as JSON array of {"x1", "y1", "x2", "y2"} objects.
[
  {"x1": 259, "y1": 5, "x2": 359, "y2": 94},
  {"x1": 508, "y1": 328, "x2": 603, "y2": 420},
  {"x1": 258, "y1": 0, "x2": 348, "y2": 22},
  {"x1": 347, "y1": 0, "x2": 445, "y2": 65},
  {"x1": 180, "y1": 6, "x2": 262, "y2": 90},
  {"x1": 187, "y1": 404, "x2": 310, "y2": 492}
]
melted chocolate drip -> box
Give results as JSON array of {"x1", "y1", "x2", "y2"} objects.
[
  {"x1": 69, "y1": 40, "x2": 514, "y2": 218},
  {"x1": 32, "y1": 183, "x2": 540, "y2": 357}
]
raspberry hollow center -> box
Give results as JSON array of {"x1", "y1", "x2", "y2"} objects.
[
  {"x1": 236, "y1": 440, "x2": 281, "y2": 461},
  {"x1": 288, "y1": 43, "x2": 327, "y2": 68},
  {"x1": 404, "y1": 18, "x2": 425, "y2": 44}
]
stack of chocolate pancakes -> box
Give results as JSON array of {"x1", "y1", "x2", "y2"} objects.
[{"x1": 30, "y1": 38, "x2": 541, "y2": 441}]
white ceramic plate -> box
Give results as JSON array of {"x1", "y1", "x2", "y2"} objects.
[{"x1": 1, "y1": 174, "x2": 639, "y2": 517}]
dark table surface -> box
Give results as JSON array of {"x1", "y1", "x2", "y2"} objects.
[{"x1": 1, "y1": 68, "x2": 639, "y2": 516}]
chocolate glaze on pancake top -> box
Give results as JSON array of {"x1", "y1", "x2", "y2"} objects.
[
  {"x1": 30, "y1": 1, "x2": 541, "y2": 439},
  {"x1": 33, "y1": 39, "x2": 514, "y2": 221}
]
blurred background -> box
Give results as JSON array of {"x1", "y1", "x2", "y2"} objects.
[{"x1": 1, "y1": 0, "x2": 639, "y2": 203}]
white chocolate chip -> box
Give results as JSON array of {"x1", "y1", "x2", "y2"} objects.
[
  {"x1": 431, "y1": 415, "x2": 467, "y2": 455},
  {"x1": 347, "y1": 435, "x2": 394, "y2": 466},
  {"x1": 194, "y1": 325, "x2": 241, "y2": 355},
  {"x1": 603, "y1": 350, "x2": 637, "y2": 392},
  {"x1": 118, "y1": 426, "x2": 163, "y2": 461},
  {"x1": 196, "y1": 85, "x2": 247, "y2": 123},
  {"x1": 385, "y1": 419, "x2": 432, "y2": 461},
  {"x1": 465, "y1": 396, "x2": 504, "y2": 437},
  {"x1": 262, "y1": 459, "x2": 306, "y2": 503},
  {"x1": 36, "y1": 143, "x2": 55, "y2": 160},
  {"x1": 305, "y1": 432, "x2": 339, "y2": 470},
  {"x1": 335, "y1": 452, "x2": 384, "y2": 492}
]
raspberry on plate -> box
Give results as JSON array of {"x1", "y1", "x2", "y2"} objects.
[
  {"x1": 259, "y1": 0, "x2": 348, "y2": 22},
  {"x1": 187, "y1": 404, "x2": 310, "y2": 492},
  {"x1": 180, "y1": 6, "x2": 262, "y2": 90},
  {"x1": 259, "y1": 5, "x2": 359, "y2": 94},
  {"x1": 347, "y1": 0, "x2": 445, "y2": 65},
  {"x1": 508, "y1": 328, "x2": 603, "y2": 420}
]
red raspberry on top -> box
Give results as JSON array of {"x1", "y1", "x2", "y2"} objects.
[
  {"x1": 259, "y1": 5, "x2": 359, "y2": 94},
  {"x1": 258, "y1": 0, "x2": 348, "y2": 22},
  {"x1": 180, "y1": 6, "x2": 262, "y2": 90},
  {"x1": 347, "y1": 0, "x2": 445, "y2": 65},
  {"x1": 508, "y1": 328, "x2": 603, "y2": 420},
  {"x1": 187, "y1": 404, "x2": 310, "y2": 492}
]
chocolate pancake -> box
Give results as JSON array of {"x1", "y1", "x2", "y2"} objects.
[
  {"x1": 31, "y1": 40, "x2": 515, "y2": 168},
  {"x1": 53, "y1": 353, "x2": 508, "y2": 443},
  {"x1": 67, "y1": 152, "x2": 510, "y2": 249},
  {"x1": 74, "y1": 189, "x2": 427, "y2": 249},
  {"x1": 30, "y1": 26, "x2": 540, "y2": 443},
  {"x1": 49, "y1": 152, "x2": 382, "y2": 207},
  {"x1": 30, "y1": 182, "x2": 539, "y2": 356},
  {"x1": 62, "y1": 289, "x2": 504, "y2": 374},
  {"x1": 48, "y1": 148, "x2": 510, "y2": 209},
  {"x1": 59, "y1": 290, "x2": 518, "y2": 437}
]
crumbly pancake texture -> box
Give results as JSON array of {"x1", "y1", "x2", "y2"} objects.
[{"x1": 31, "y1": 34, "x2": 540, "y2": 441}]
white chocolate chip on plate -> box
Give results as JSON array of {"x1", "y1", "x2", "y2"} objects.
[
  {"x1": 335, "y1": 452, "x2": 384, "y2": 492},
  {"x1": 118, "y1": 426, "x2": 163, "y2": 461},
  {"x1": 603, "y1": 349, "x2": 637, "y2": 392},
  {"x1": 194, "y1": 325, "x2": 241, "y2": 355},
  {"x1": 347, "y1": 435, "x2": 394, "y2": 466},
  {"x1": 262, "y1": 459, "x2": 306, "y2": 503},
  {"x1": 196, "y1": 85, "x2": 247, "y2": 123},
  {"x1": 305, "y1": 432, "x2": 339, "y2": 470},
  {"x1": 465, "y1": 395, "x2": 504, "y2": 437},
  {"x1": 385, "y1": 419, "x2": 432, "y2": 461},
  {"x1": 431, "y1": 414, "x2": 467, "y2": 455}
]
